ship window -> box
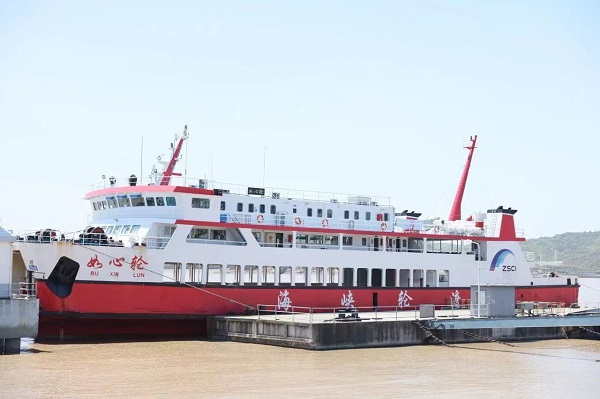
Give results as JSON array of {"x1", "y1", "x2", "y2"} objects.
[
  {"x1": 212, "y1": 230, "x2": 226, "y2": 240},
  {"x1": 327, "y1": 209, "x2": 333, "y2": 218},
  {"x1": 248, "y1": 204, "x2": 255, "y2": 212},
  {"x1": 343, "y1": 236, "x2": 353, "y2": 246},
  {"x1": 190, "y1": 228, "x2": 209, "y2": 239},
  {"x1": 327, "y1": 267, "x2": 339, "y2": 285},
  {"x1": 317, "y1": 209, "x2": 323, "y2": 217},
  {"x1": 106, "y1": 226, "x2": 114, "y2": 235},
  {"x1": 207, "y1": 264, "x2": 223, "y2": 284},
  {"x1": 362, "y1": 237, "x2": 367, "y2": 246},
  {"x1": 366, "y1": 212, "x2": 371, "y2": 221},
  {"x1": 113, "y1": 225, "x2": 123, "y2": 235},
  {"x1": 162, "y1": 262, "x2": 182, "y2": 282},
  {"x1": 226, "y1": 265, "x2": 241, "y2": 285},
  {"x1": 131, "y1": 197, "x2": 145, "y2": 207},
  {"x1": 146, "y1": 197, "x2": 156, "y2": 206},
  {"x1": 311, "y1": 267, "x2": 324, "y2": 286},
  {"x1": 295, "y1": 266, "x2": 308, "y2": 285},
  {"x1": 192, "y1": 198, "x2": 210, "y2": 209},
  {"x1": 163, "y1": 225, "x2": 176, "y2": 236},
  {"x1": 92, "y1": 202, "x2": 97, "y2": 211},
  {"x1": 259, "y1": 204, "x2": 266, "y2": 213},
  {"x1": 118, "y1": 197, "x2": 131, "y2": 207},
  {"x1": 156, "y1": 197, "x2": 165, "y2": 206},
  {"x1": 354, "y1": 211, "x2": 359, "y2": 220},
  {"x1": 262, "y1": 266, "x2": 275, "y2": 284},
  {"x1": 307, "y1": 208, "x2": 313, "y2": 217},
  {"x1": 108, "y1": 198, "x2": 118, "y2": 208},
  {"x1": 220, "y1": 201, "x2": 226, "y2": 211},
  {"x1": 237, "y1": 203, "x2": 243, "y2": 212},
  {"x1": 325, "y1": 235, "x2": 339, "y2": 246},
  {"x1": 244, "y1": 265, "x2": 259, "y2": 284},
  {"x1": 270, "y1": 205, "x2": 276, "y2": 214},
  {"x1": 344, "y1": 210, "x2": 349, "y2": 219},
  {"x1": 384, "y1": 213, "x2": 390, "y2": 222},
  {"x1": 279, "y1": 266, "x2": 292, "y2": 285},
  {"x1": 166, "y1": 197, "x2": 176, "y2": 206},
  {"x1": 185, "y1": 263, "x2": 202, "y2": 283},
  {"x1": 292, "y1": 208, "x2": 297, "y2": 214},
  {"x1": 122, "y1": 225, "x2": 132, "y2": 234},
  {"x1": 130, "y1": 225, "x2": 140, "y2": 235},
  {"x1": 399, "y1": 269, "x2": 410, "y2": 287}
]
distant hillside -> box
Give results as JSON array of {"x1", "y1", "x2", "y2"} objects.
[{"x1": 520, "y1": 231, "x2": 600, "y2": 274}]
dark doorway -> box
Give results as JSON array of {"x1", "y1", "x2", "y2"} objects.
[
  {"x1": 275, "y1": 233, "x2": 284, "y2": 248},
  {"x1": 372, "y1": 292, "x2": 378, "y2": 310},
  {"x1": 373, "y1": 237, "x2": 379, "y2": 251}
]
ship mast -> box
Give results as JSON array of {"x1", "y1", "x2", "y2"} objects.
[
  {"x1": 159, "y1": 125, "x2": 189, "y2": 186},
  {"x1": 448, "y1": 135, "x2": 477, "y2": 221}
]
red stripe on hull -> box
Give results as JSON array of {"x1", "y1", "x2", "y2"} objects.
[{"x1": 36, "y1": 281, "x2": 579, "y2": 341}]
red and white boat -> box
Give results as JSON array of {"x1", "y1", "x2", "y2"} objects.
[{"x1": 12, "y1": 128, "x2": 579, "y2": 341}]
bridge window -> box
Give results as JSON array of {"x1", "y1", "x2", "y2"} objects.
[
  {"x1": 156, "y1": 197, "x2": 165, "y2": 206},
  {"x1": 118, "y1": 197, "x2": 131, "y2": 207},
  {"x1": 131, "y1": 197, "x2": 145, "y2": 207},
  {"x1": 166, "y1": 197, "x2": 176, "y2": 206},
  {"x1": 130, "y1": 225, "x2": 140, "y2": 235},
  {"x1": 192, "y1": 198, "x2": 210, "y2": 209},
  {"x1": 146, "y1": 197, "x2": 156, "y2": 206},
  {"x1": 211, "y1": 230, "x2": 226, "y2": 240},
  {"x1": 189, "y1": 228, "x2": 209, "y2": 239}
]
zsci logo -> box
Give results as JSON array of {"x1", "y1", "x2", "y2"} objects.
[{"x1": 490, "y1": 249, "x2": 516, "y2": 272}]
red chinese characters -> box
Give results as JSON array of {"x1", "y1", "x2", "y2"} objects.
[
  {"x1": 109, "y1": 257, "x2": 125, "y2": 267},
  {"x1": 87, "y1": 255, "x2": 103, "y2": 269},
  {"x1": 130, "y1": 255, "x2": 148, "y2": 271}
]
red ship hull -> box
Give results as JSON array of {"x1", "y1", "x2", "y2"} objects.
[{"x1": 35, "y1": 280, "x2": 579, "y2": 341}]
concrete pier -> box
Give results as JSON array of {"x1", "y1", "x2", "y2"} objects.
[
  {"x1": 0, "y1": 226, "x2": 39, "y2": 354},
  {"x1": 209, "y1": 307, "x2": 600, "y2": 350}
]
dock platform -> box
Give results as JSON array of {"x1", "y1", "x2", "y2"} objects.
[{"x1": 208, "y1": 305, "x2": 600, "y2": 350}]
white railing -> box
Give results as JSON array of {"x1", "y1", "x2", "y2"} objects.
[
  {"x1": 186, "y1": 238, "x2": 247, "y2": 246},
  {"x1": 14, "y1": 230, "x2": 172, "y2": 250},
  {"x1": 256, "y1": 303, "x2": 482, "y2": 324},
  {"x1": 90, "y1": 176, "x2": 393, "y2": 206},
  {"x1": 9, "y1": 283, "x2": 37, "y2": 300}
]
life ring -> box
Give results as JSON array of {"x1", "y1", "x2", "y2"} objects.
[
  {"x1": 257, "y1": 214, "x2": 264, "y2": 223},
  {"x1": 322, "y1": 219, "x2": 329, "y2": 228},
  {"x1": 434, "y1": 226, "x2": 440, "y2": 233},
  {"x1": 294, "y1": 216, "x2": 302, "y2": 225},
  {"x1": 381, "y1": 222, "x2": 387, "y2": 230}
]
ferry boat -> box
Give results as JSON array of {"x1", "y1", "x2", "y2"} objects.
[{"x1": 12, "y1": 128, "x2": 579, "y2": 341}]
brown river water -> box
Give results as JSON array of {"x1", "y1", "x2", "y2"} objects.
[{"x1": 1, "y1": 279, "x2": 600, "y2": 398}]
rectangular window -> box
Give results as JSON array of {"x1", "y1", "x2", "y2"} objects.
[
  {"x1": 307, "y1": 208, "x2": 313, "y2": 217},
  {"x1": 130, "y1": 225, "x2": 140, "y2": 235},
  {"x1": 248, "y1": 204, "x2": 255, "y2": 212},
  {"x1": 343, "y1": 236, "x2": 353, "y2": 246},
  {"x1": 122, "y1": 225, "x2": 131, "y2": 234},
  {"x1": 366, "y1": 212, "x2": 371, "y2": 221},
  {"x1": 354, "y1": 211, "x2": 359, "y2": 220},
  {"x1": 190, "y1": 228, "x2": 209, "y2": 239},
  {"x1": 317, "y1": 209, "x2": 323, "y2": 217},
  {"x1": 237, "y1": 203, "x2": 243, "y2": 212},
  {"x1": 259, "y1": 204, "x2": 266, "y2": 213},
  {"x1": 192, "y1": 198, "x2": 210, "y2": 209},
  {"x1": 362, "y1": 237, "x2": 367, "y2": 246},
  {"x1": 270, "y1": 205, "x2": 276, "y2": 214},
  {"x1": 220, "y1": 201, "x2": 226, "y2": 211},
  {"x1": 92, "y1": 202, "x2": 98, "y2": 211},
  {"x1": 327, "y1": 209, "x2": 333, "y2": 218},
  {"x1": 384, "y1": 213, "x2": 390, "y2": 222},
  {"x1": 131, "y1": 197, "x2": 145, "y2": 207},
  {"x1": 293, "y1": 208, "x2": 297, "y2": 214},
  {"x1": 113, "y1": 225, "x2": 123, "y2": 235},
  {"x1": 156, "y1": 197, "x2": 165, "y2": 206},
  {"x1": 146, "y1": 197, "x2": 156, "y2": 206},
  {"x1": 166, "y1": 197, "x2": 177, "y2": 206},
  {"x1": 118, "y1": 197, "x2": 130, "y2": 207},
  {"x1": 212, "y1": 230, "x2": 226, "y2": 240},
  {"x1": 344, "y1": 210, "x2": 349, "y2": 219}
]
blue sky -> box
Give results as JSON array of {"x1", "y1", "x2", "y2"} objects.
[{"x1": 1, "y1": 1, "x2": 599, "y2": 238}]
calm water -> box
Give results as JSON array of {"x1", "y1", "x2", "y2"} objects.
[{"x1": 1, "y1": 279, "x2": 599, "y2": 398}]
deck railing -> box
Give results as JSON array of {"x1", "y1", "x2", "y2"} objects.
[{"x1": 9, "y1": 282, "x2": 37, "y2": 300}]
